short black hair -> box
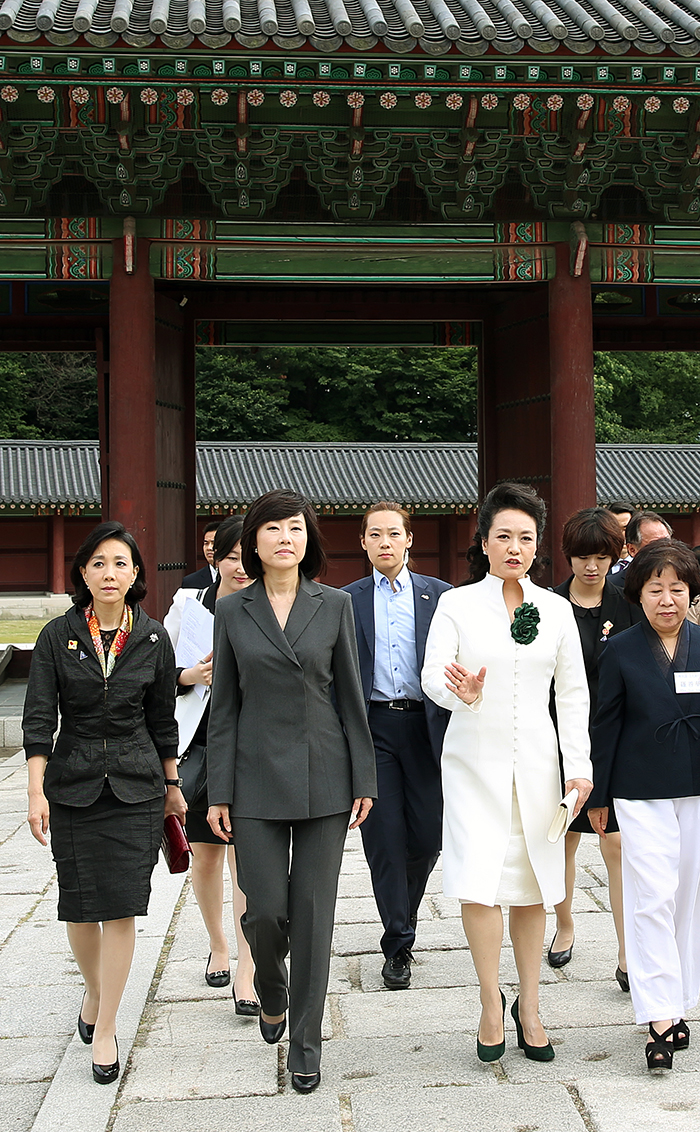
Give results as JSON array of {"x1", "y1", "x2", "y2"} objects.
[
  {"x1": 606, "y1": 500, "x2": 636, "y2": 517},
  {"x1": 212, "y1": 516, "x2": 245, "y2": 565},
  {"x1": 203, "y1": 519, "x2": 222, "y2": 537},
  {"x1": 561, "y1": 507, "x2": 624, "y2": 566},
  {"x1": 625, "y1": 510, "x2": 672, "y2": 549},
  {"x1": 624, "y1": 538, "x2": 700, "y2": 605},
  {"x1": 241, "y1": 489, "x2": 326, "y2": 581},
  {"x1": 465, "y1": 481, "x2": 547, "y2": 584},
  {"x1": 70, "y1": 521, "x2": 147, "y2": 608}
]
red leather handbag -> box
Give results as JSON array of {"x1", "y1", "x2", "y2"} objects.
[{"x1": 160, "y1": 815, "x2": 191, "y2": 873}]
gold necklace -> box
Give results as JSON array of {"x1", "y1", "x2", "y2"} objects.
[{"x1": 568, "y1": 586, "x2": 602, "y2": 610}]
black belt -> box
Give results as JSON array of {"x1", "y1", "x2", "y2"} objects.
[{"x1": 370, "y1": 699, "x2": 425, "y2": 712}]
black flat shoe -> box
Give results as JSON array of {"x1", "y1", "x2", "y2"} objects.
[
  {"x1": 381, "y1": 946, "x2": 413, "y2": 990},
  {"x1": 646, "y1": 1023, "x2": 674, "y2": 1070},
  {"x1": 511, "y1": 997, "x2": 554, "y2": 1062},
  {"x1": 291, "y1": 1071, "x2": 321, "y2": 1093},
  {"x1": 205, "y1": 953, "x2": 231, "y2": 988},
  {"x1": 615, "y1": 966, "x2": 630, "y2": 993},
  {"x1": 234, "y1": 995, "x2": 261, "y2": 1017},
  {"x1": 259, "y1": 1014, "x2": 286, "y2": 1044},
  {"x1": 673, "y1": 1020, "x2": 690, "y2": 1050},
  {"x1": 92, "y1": 1037, "x2": 119, "y2": 1085},
  {"x1": 547, "y1": 933, "x2": 574, "y2": 969},
  {"x1": 77, "y1": 994, "x2": 95, "y2": 1045},
  {"x1": 477, "y1": 990, "x2": 506, "y2": 1063}
]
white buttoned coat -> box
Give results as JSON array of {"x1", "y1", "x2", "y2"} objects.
[{"x1": 421, "y1": 573, "x2": 592, "y2": 907}]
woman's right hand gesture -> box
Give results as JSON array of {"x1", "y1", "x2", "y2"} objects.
[
  {"x1": 27, "y1": 790, "x2": 50, "y2": 846},
  {"x1": 445, "y1": 662, "x2": 487, "y2": 705}
]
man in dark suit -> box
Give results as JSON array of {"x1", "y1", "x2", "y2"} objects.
[
  {"x1": 610, "y1": 511, "x2": 672, "y2": 588},
  {"x1": 182, "y1": 520, "x2": 221, "y2": 588},
  {"x1": 344, "y1": 504, "x2": 451, "y2": 989}
]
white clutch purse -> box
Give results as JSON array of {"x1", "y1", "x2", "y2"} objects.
[{"x1": 547, "y1": 789, "x2": 579, "y2": 843}]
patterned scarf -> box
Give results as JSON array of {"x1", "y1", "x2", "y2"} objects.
[{"x1": 85, "y1": 602, "x2": 133, "y2": 678}]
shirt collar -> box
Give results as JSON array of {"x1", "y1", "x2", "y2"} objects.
[{"x1": 373, "y1": 564, "x2": 411, "y2": 592}]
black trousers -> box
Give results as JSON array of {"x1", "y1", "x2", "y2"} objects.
[
  {"x1": 232, "y1": 810, "x2": 349, "y2": 1074},
  {"x1": 362, "y1": 703, "x2": 443, "y2": 958}
]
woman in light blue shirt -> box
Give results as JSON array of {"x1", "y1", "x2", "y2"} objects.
[{"x1": 344, "y1": 502, "x2": 451, "y2": 990}]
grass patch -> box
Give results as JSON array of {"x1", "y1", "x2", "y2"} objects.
[{"x1": 0, "y1": 619, "x2": 50, "y2": 644}]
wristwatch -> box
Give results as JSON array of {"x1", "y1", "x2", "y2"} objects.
[{"x1": 164, "y1": 777, "x2": 183, "y2": 788}]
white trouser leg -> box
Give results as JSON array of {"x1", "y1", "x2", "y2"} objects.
[
  {"x1": 615, "y1": 796, "x2": 700, "y2": 1025},
  {"x1": 672, "y1": 796, "x2": 700, "y2": 1016}
]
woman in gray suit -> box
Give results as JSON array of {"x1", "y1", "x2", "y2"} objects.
[{"x1": 206, "y1": 489, "x2": 376, "y2": 1093}]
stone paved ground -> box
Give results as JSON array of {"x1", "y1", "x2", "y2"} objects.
[{"x1": 2, "y1": 743, "x2": 700, "y2": 1132}]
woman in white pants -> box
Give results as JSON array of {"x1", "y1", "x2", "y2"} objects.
[{"x1": 589, "y1": 538, "x2": 700, "y2": 1071}]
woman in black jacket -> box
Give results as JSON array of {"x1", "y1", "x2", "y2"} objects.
[
  {"x1": 548, "y1": 508, "x2": 642, "y2": 988},
  {"x1": 23, "y1": 521, "x2": 185, "y2": 1085},
  {"x1": 589, "y1": 540, "x2": 700, "y2": 1071}
]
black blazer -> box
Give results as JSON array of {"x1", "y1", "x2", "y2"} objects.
[
  {"x1": 182, "y1": 564, "x2": 216, "y2": 589},
  {"x1": 207, "y1": 576, "x2": 377, "y2": 820},
  {"x1": 343, "y1": 571, "x2": 452, "y2": 762},
  {"x1": 553, "y1": 577, "x2": 643, "y2": 719},
  {"x1": 22, "y1": 603, "x2": 178, "y2": 806},
  {"x1": 590, "y1": 619, "x2": 700, "y2": 808}
]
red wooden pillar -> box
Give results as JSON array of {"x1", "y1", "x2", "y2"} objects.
[
  {"x1": 108, "y1": 236, "x2": 157, "y2": 608},
  {"x1": 691, "y1": 511, "x2": 700, "y2": 548},
  {"x1": 50, "y1": 512, "x2": 65, "y2": 593},
  {"x1": 549, "y1": 242, "x2": 596, "y2": 583},
  {"x1": 438, "y1": 514, "x2": 459, "y2": 585}
]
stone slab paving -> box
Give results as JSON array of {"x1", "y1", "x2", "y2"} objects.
[{"x1": 2, "y1": 744, "x2": 700, "y2": 1132}]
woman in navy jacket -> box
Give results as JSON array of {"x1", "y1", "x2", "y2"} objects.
[{"x1": 589, "y1": 539, "x2": 700, "y2": 1071}]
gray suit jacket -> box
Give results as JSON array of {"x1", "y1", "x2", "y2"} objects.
[{"x1": 206, "y1": 576, "x2": 377, "y2": 820}]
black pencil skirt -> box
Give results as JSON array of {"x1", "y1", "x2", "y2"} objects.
[{"x1": 49, "y1": 781, "x2": 164, "y2": 922}]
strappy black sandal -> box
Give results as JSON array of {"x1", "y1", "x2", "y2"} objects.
[
  {"x1": 646, "y1": 1023, "x2": 674, "y2": 1070},
  {"x1": 673, "y1": 1019, "x2": 690, "y2": 1050}
]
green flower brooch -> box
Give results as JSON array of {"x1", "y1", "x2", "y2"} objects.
[{"x1": 510, "y1": 602, "x2": 540, "y2": 645}]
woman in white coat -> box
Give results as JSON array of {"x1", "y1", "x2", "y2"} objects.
[
  {"x1": 164, "y1": 516, "x2": 258, "y2": 1013},
  {"x1": 422, "y1": 483, "x2": 592, "y2": 1063}
]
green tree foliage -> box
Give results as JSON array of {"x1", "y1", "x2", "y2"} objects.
[
  {"x1": 0, "y1": 352, "x2": 98, "y2": 440},
  {"x1": 195, "y1": 346, "x2": 479, "y2": 442},
  {"x1": 0, "y1": 346, "x2": 699, "y2": 446},
  {"x1": 593, "y1": 351, "x2": 700, "y2": 443}
]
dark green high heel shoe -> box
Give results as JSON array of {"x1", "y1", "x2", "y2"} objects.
[
  {"x1": 477, "y1": 990, "x2": 506, "y2": 1062},
  {"x1": 510, "y1": 996, "x2": 554, "y2": 1062}
]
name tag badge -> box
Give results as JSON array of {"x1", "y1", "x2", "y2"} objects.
[{"x1": 674, "y1": 671, "x2": 700, "y2": 694}]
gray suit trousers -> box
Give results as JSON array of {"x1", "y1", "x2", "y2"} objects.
[{"x1": 233, "y1": 810, "x2": 350, "y2": 1074}]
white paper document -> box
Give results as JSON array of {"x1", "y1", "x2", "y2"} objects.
[{"x1": 175, "y1": 598, "x2": 214, "y2": 700}]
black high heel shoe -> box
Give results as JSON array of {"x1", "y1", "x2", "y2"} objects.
[
  {"x1": 205, "y1": 953, "x2": 231, "y2": 988},
  {"x1": 511, "y1": 997, "x2": 554, "y2": 1062},
  {"x1": 646, "y1": 1023, "x2": 674, "y2": 1070},
  {"x1": 547, "y1": 932, "x2": 574, "y2": 969},
  {"x1": 77, "y1": 993, "x2": 95, "y2": 1045},
  {"x1": 614, "y1": 966, "x2": 630, "y2": 993},
  {"x1": 234, "y1": 984, "x2": 261, "y2": 1017},
  {"x1": 92, "y1": 1037, "x2": 120, "y2": 1085},
  {"x1": 673, "y1": 1019, "x2": 690, "y2": 1050},
  {"x1": 291, "y1": 1071, "x2": 321, "y2": 1093},
  {"x1": 259, "y1": 1013, "x2": 286, "y2": 1044},
  {"x1": 477, "y1": 990, "x2": 506, "y2": 1062}
]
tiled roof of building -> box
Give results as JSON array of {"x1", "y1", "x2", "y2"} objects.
[
  {"x1": 1, "y1": 439, "x2": 699, "y2": 510},
  {"x1": 0, "y1": 440, "x2": 101, "y2": 507},
  {"x1": 1, "y1": 0, "x2": 699, "y2": 56}
]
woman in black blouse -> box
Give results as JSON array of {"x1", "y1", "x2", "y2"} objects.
[{"x1": 548, "y1": 508, "x2": 642, "y2": 986}]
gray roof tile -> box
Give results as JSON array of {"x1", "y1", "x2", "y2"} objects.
[
  {"x1": 1, "y1": 439, "x2": 699, "y2": 510},
  {"x1": 0, "y1": 0, "x2": 695, "y2": 51}
]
